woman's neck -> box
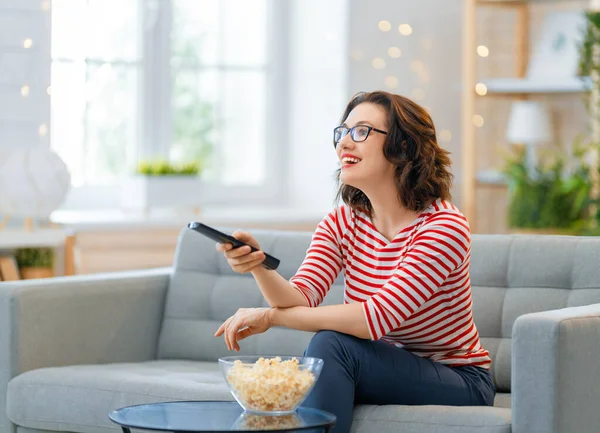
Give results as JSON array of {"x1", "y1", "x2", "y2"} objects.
[{"x1": 363, "y1": 182, "x2": 421, "y2": 241}]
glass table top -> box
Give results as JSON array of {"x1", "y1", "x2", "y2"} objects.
[{"x1": 109, "y1": 401, "x2": 336, "y2": 432}]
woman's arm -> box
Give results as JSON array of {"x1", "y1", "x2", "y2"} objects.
[
  {"x1": 251, "y1": 266, "x2": 309, "y2": 308},
  {"x1": 269, "y1": 302, "x2": 371, "y2": 339}
]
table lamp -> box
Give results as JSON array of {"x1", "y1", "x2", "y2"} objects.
[{"x1": 506, "y1": 101, "x2": 552, "y2": 177}]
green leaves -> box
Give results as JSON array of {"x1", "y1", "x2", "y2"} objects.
[
  {"x1": 15, "y1": 248, "x2": 54, "y2": 269},
  {"x1": 135, "y1": 159, "x2": 201, "y2": 176},
  {"x1": 504, "y1": 143, "x2": 596, "y2": 232}
]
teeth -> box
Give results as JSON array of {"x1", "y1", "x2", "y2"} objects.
[{"x1": 342, "y1": 157, "x2": 361, "y2": 164}]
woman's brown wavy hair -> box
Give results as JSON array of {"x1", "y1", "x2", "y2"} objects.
[{"x1": 334, "y1": 91, "x2": 453, "y2": 217}]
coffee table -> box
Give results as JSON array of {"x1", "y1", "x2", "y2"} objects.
[{"x1": 109, "y1": 401, "x2": 336, "y2": 433}]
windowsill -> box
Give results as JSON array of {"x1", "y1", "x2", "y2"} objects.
[{"x1": 50, "y1": 206, "x2": 327, "y2": 232}]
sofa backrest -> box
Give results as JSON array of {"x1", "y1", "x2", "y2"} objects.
[
  {"x1": 468, "y1": 235, "x2": 600, "y2": 392},
  {"x1": 157, "y1": 229, "x2": 600, "y2": 393},
  {"x1": 157, "y1": 227, "x2": 345, "y2": 363}
]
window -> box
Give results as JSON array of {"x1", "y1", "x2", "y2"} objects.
[
  {"x1": 51, "y1": 0, "x2": 285, "y2": 207},
  {"x1": 50, "y1": 0, "x2": 140, "y2": 187}
]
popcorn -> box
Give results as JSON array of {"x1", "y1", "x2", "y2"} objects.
[{"x1": 226, "y1": 357, "x2": 315, "y2": 412}]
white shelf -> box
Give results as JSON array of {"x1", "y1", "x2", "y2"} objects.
[
  {"x1": 50, "y1": 207, "x2": 327, "y2": 232},
  {"x1": 482, "y1": 77, "x2": 592, "y2": 94},
  {"x1": 476, "y1": 170, "x2": 508, "y2": 187},
  {"x1": 0, "y1": 229, "x2": 67, "y2": 249}
]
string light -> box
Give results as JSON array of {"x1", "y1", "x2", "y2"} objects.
[
  {"x1": 388, "y1": 47, "x2": 401, "y2": 58},
  {"x1": 47, "y1": 86, "x2": 52, "y2": 95},
  {"x1": 477, "y1": 45, "x2": 490, "y2": 57},
  {"x1": 38, "y1": 124, "x2": 48, "y2": 136},
  {"x1": 41, "y1": 0, "x2": 50, "y2": 11},
  {"x1": 439, "y1": 130, "x2": 452, "y2": 142},
  {"x1": 398, "y1": 24, "x2": 413, "y2": 36},
  {"x1": 372, "y1": 58, "x2": 386, "y2": 69},
  {"x1": 475, "y1": 83, "x2": 488, "y2": 96},
  {"x1": 378, "y1": 20, "x2": 392, "y2": 32},
  {"x1": 384, "y1": 76, "x2": 398, "y2": 89},
  {"x1": 23, "y1": 38, "x2": 33, "y2": 49},
  {"x1": 21, "y1": 85, "x2": 30, "y2": 97},
  {"x1": 472, "y1": 115, "x2": 484, "y2": 128}
]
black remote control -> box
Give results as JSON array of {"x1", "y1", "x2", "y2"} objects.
[{"x1": 187, "y1": 222, "x2": 280, "y2": 270}]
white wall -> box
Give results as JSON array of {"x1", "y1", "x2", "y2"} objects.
[
  {"x1": 286, "y1": 0, "x2": 350, "y2": 213},
  {"x1": 347, "y1": 0, "x2": 464, "y2": 204},
  {"x1": 0, "y1": 0, "x2": 51, "y2": 150}
]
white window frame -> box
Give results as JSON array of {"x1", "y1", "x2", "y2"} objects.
[{"x1": 58, "y1": 0, "x2": 289, "y2": 210}]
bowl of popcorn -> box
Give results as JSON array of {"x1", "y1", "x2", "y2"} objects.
[{"x1": 219, "y1": 356, "x2": 323, "y2": 415}]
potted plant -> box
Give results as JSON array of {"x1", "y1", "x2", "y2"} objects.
[
  {"x1": 120, "y1": 159, "x2": 207, "y2": 213},
  {"x1": 15, "y1": 247, "x2": 54, "y2": 279},
  {"x1": 579, "y1": 9, "x2": 600, "y2": 231},
  {"x1": 503, "y1": 140, "x2": 595, "y2": 235}
]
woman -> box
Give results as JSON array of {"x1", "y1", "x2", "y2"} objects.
[{"x1": 215, "y1": 91, "x2": 495, "y2": 433}]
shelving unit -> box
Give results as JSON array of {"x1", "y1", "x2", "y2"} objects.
[
  {"x1": 461, "y1": 0, "x2": 591, "y2": 232},
  {"x1": 0, "y1": 228, "x2": 76, "y2": 277}
]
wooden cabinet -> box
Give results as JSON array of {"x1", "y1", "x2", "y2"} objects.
[{"x1": 73, "y1": 229, "x2": 181, "y2": 274}]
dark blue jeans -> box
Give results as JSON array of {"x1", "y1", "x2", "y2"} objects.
[{"x1": 302, "y1": 330, "x2": 496, "y2": 433}]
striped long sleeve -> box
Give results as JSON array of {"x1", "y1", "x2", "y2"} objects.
[
  {"x1": 289, "y1": 207, "x2": 346, "y2": 307},
  {"x1": 363, "y1": 212, "x2": 471, "y2": 340},
  {"x1": 288, "y1": 200, "x2": 491, "y2": 369}
]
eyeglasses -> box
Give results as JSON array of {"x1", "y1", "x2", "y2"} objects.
[{"x1": 333, "y1": 125, "x2": 388, "y2": 147}]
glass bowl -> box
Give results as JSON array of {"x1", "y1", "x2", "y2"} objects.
[{"x1": 218, "y1": 355, "x2": 324, "y2": 415}]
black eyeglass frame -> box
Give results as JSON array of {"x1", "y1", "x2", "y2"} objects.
[{"x1": 333, "y1": 125, "x2": 388, "y2": 147}]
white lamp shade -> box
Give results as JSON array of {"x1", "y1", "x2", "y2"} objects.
[
  {"x1": 506, "y1": 101, "x2": 552, "y2": 144},
  {"x1": 0, "y1": 147, "x2": 71, "y2": 219}
]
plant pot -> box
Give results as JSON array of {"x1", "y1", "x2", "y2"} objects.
[
  {"x1": 120, "y1": 175, "x2": 205, "y2": 212},
  {"x1": 20, "y1": 267, "x2": 54, "y2": 279}
]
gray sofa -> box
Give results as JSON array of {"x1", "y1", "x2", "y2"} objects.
[{"x1": 2, "y1": 228, "x2": 600, "y2": 433}]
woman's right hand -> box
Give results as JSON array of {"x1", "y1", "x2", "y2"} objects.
[{"x1": 215, "y1": 231, "x2": 266, "y2": 274}]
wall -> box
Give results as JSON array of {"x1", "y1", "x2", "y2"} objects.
[
  {"x1": 347, "y1": 0, "x2": 464, "y2": 205},
  {"x1": 0, "y1": 0, "x2": 51, "y2": 150}
]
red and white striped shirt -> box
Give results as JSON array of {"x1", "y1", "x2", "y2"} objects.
[{"x1": 290, "y1": 198, "x2": 491, "y2": 369}]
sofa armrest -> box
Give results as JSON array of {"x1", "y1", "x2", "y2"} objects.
[
  {"x1": 511, "y1": 303, "x2": 600, "y2": 433},
  {"x1": 0, "y1": 267, "x2": 170, "y2": 432}
]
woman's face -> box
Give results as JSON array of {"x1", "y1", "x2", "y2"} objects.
[{"x1": 336, "y1": 102, "x2": 394, "y2": 189}]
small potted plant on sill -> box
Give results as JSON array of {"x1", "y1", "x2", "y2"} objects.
[
  {"x1": 120, "y1": 159, "x2": 206, "y2": 214},
  {"x1": 15, "y1": 247, "x2": 54, "y2": 279},
  {"x1": 503, "y1": 140, "x2": 595, "y2": 235}
]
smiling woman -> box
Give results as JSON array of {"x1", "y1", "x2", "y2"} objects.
[{"x1": 214, "y1": 91, "x2": 495, "y2": 433}]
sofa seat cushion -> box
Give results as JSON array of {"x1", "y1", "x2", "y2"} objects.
[
  {"x1": 7, "y1": 359, "x2": 512, "y2": 433},
  {"x1": 351, "y1": 404, "x2": 511, "y2": 433},
  {"x1": 7, "y1": 360, "x2": 234, "y2": 433}
]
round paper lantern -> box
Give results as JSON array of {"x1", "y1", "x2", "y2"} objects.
[{"x1": 0, "y1": 147, "x2": 71, "y2": 220}]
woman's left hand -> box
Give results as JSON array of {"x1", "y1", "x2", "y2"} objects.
[{"x1": 215, "y1": 307, "x2": 274, "y2": 351}]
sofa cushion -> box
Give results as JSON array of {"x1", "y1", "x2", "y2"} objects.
[
  {"x1": 6, "y1": 360, "x2": 233, "y2": 433},
  {"x1": 158, "y1": 228, "x2": 346, "y2": 362},
  {"x1": 469, "y1": 235, "x2": 600, "y2": 392},
  {"x1": 350, "y1": 405, "x2": 510, "y2": 433},
  {"x1": 7, "y1": 359, "x2": 512, "y2": 433}
]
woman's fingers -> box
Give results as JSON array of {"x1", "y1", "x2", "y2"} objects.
[
  {"x1": 235, "y1": 327, "x2": 255, "y2": 342},
  {"x1": 225, "y1": 245, "x2": 253, "y2": 259},
  {"x1": 215, "y1": 242, "x2": 232, "y2": 253},
  {"x1": 229, "y1": 250, "x2": 264, "y2": 266},
  {"x1": 226, "y1": 318, "x2": 244, "y2": 352}
]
